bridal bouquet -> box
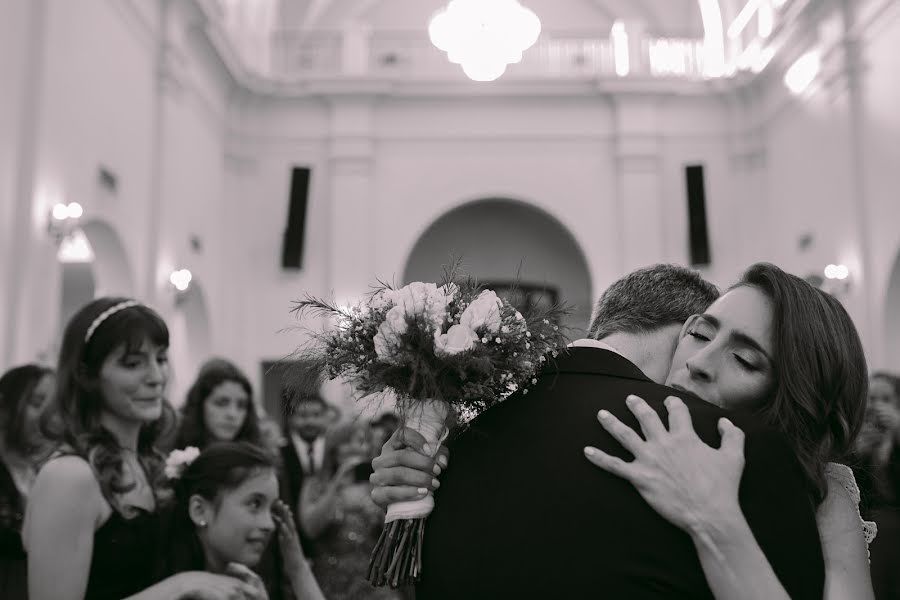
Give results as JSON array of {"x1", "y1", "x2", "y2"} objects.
[{"x1": 291, "y1": 267, "x2": 569, "y2": 587}]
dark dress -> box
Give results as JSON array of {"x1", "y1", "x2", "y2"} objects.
[
  {"x1": 0, "y1": 460, "x2": 28, "y2": 599},
  {"x1": 83, "y1": 508, "x2": 160, "y2": 600}
]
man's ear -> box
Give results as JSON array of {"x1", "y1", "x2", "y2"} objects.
[{"x1": 188, "y1": 494, "x2": 214, "y2": 529}]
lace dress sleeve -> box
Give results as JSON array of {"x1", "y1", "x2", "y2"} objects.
[{"x1": 825, "y1": 462, "x2": 878, "y2": 549}]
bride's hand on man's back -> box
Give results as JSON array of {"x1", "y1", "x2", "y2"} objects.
[
  {"x1": 583, "y1": 394, "x2": 747, "y2": 536},
  {"x1": 369, "y1": 427, "x2": 448, "y2": 508}
]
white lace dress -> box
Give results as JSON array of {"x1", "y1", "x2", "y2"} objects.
[{"x1": 825, "y1": 463, "x2": 878, "y2": 553}]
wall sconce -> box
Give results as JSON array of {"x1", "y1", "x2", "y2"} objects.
[
  {"x1": 48, "y1": 202, "x2": 83, "y2": 244},
  {"x1": 822, "y1": 263, "x2": 851, "y2": 295},
  {"x1": 169, "y1": 268, "x2": 193, "y2": 305}
]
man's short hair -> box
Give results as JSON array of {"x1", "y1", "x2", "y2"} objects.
[{"x1": 588, "y1": 264, "x2": 719, "y2": 340}]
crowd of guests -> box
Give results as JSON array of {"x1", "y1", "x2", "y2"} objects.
[
  {"x1": 2, "y1": 295, "x2": 900, "y2": 599},
  {"x1": 0, "y1": 297, "x2": 403, "y2": 600}
]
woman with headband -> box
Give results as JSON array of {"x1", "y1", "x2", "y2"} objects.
[{"x1": 23, "y1": 298, "x2": 261, "y2": 600}]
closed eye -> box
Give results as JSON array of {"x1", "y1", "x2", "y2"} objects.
[
  {"x1": 734, "y1": 355, "x2": 759, "y2": 372},
  {"x1": 688, "y1": 330, "x2": 710, "y2": 342}
]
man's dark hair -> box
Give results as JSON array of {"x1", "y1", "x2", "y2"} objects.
[{"x1": 588, "y1": 264, "x2": 719, "y2": 340}]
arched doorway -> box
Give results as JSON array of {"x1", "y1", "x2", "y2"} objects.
[
  {"x1": 404, "y1": 198, "x2": 593, "y2": 338},
  {"x1": 80, "y1": 219, "x2": 134, "y2": 297},
  {"x1": 885, "y1": 250, "x2": 900, "y2": 370}
]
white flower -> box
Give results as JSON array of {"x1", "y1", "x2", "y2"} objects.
[
  {"x1": 507, "y1": 382, "x2": 518, "y2": 392},
  {"x1": 531, "y1": 378, "x2": 537, "y2": 384},
  {"x1": 434, "y1": 324, "x2": 478, "y2": 357},
  {"x1": 460, "y1": 290, "x2": 503, "y2": 333},
  {"x1": 373, "y1": 305, "x2": 409, "y2": 361},
  {"x1": 515, "y1": 311, "x2": 524, "y2": 321},
  {"x1": 494, "y1": 337, "x2": 501, "y2": 343},
  {"x1": 165, "y1": 446, "x2": 200, "y2": 480},
  {"x1": 393, "y1": 282, "x2": 451, "y2": 332}
]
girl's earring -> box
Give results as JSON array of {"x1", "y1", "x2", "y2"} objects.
[{"x1": 199, "y1": 520, "x2": 207, "y2": 527}]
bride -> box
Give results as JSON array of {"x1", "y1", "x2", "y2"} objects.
[{"x1": 583, "y1": 262, "x2": 874, "y2": 599}]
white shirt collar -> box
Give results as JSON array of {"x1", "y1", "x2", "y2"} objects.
[
  {"x1": 290, "y1": 432, "x2": 325, "y2": 473},
  {"x1": 568, "y1": 338, "x2": 625, "y2": 358}
]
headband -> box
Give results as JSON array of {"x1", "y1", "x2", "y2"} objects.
[{"x1": 84, "y1": 300, "x2": 140, "y2": 343}]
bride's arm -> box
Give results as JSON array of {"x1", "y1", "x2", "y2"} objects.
[
  {"x1": 584, "y1": 395, "x2": 855, "y2": 600},
  {"x1": 816, "y1": 475, "x2": 875, "y2": 600},
  {"x1": 687, "y1": 513, "x2": 791, "y2": 600}
]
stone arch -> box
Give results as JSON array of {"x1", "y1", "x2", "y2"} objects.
[
  {"x1": 403, "y1": 197, "x2": 593, "y2": 337},
  {"x1": 80, "y1": 219, "x2": 134, "y2": 297}
]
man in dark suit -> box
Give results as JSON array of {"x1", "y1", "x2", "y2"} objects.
[
  {"x1": 279, "y1": 388, "x2": 332, "y2": 554},
  {"x1": 370, "y1": 264, "x2": 825, "y2": 599}
]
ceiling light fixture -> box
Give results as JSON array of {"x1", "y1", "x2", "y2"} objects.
[{"x1": 428, "y1": 0, "x2": 541, "y2": 82}]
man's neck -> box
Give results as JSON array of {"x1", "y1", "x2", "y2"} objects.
[{"x1": 595, "y1": 327, "x2": 680, "y2": 384}]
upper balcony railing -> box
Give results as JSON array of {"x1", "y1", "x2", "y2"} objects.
[{"x1": 236, "y1": 29, "x2": 710, "y2": 82}]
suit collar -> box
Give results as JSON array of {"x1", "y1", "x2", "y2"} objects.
[{"x1": 548, "y1": 346, "x2": 653, "y2": 384}]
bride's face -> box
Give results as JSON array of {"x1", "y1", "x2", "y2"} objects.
[{"x1": 665, "y1": 286, "x2": 776, "y2": 410}]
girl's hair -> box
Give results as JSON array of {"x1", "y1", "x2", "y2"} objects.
[
  {"x1": 46, "y1": 297, "x2": 174, "y2": 508},
  {"x1": 174, "y1": 362, "x2": 261, "y2": 450},
  {"x1": 320, "y1": 421, "x2": 374, "y2": 479},
  {"x1": 734, "y1": 263, "x2": 868, "y2": 504},
  {"x1": 159, "y1": 442, "x2": 276, "y2": 574},
  {"x1": 0, "y1": 364, "x2": 53, "y2": 456}
]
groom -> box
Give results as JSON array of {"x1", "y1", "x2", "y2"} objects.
[{"x1": 370, "y1": 264, "x2": 825, "y2": 599}]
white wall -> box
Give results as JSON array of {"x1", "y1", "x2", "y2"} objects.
[{"x1": 5, "y1": 0, "x2": 900, "y2": 413}]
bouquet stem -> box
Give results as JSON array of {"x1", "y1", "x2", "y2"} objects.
[{"x1": 368, "y1": 399, "x2": 449, "y2": 588}]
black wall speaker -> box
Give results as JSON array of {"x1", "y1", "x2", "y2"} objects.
[
  {"x1": 685, "y1": 164, "x2": 711, "y2": 266},
  {"x1": 281, "y1": 167, "x2": 311, "y2": 269}
]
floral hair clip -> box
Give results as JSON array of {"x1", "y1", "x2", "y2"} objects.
[{"x1": 164, "y1": 446, "x2": 200, "y2": 480}]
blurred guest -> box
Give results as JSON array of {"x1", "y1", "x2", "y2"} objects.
[
  {"x1": 0, "y1": 364, "x2": 54, "y2": 599},
  {"x1": 370, "y1": 412, "x2": 400, "y2": 452},
  {"x1": 280, "y1": 389, "x2": 331, "y2": 518},
  {"x1": 23, "y1": 298, "x2": 250, "y2": 600},
  {"x1": 299, "y1": 422, "x2": 399, "y2": 600},
  {"x1": 175, "y1": 362, "x2": 263, "y2": 451},
  {"x1": 856, "y1": 372, "x2": 900, "y2": 599},
  {"x1": 157, "y1": 442, "x2": 324, "y2": 600}
]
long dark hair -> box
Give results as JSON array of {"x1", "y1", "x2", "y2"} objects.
[
  {"x1": 0, "y1": 364, "x2": 53, "y2": 456},
  {"x1": 159, "y1": 442, "x2": 276, "y2": 575},
  {"x1": 175, "y1": 362, "x2": 261, "y2": 451},
  {"x1": 46, "y1": 297, "x2": 174, "y2": 507},
  {"x1": 735, "y1": 263, "x2": 868, "y2": 504}
]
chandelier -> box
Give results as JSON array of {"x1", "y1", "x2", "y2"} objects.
[{"x1": 428, "y1": 0, "x2": 541, "y2": 82}]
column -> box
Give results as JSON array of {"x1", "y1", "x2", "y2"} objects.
[
  {"x1": 327, "y1": 98, "x2": 375, "y2": 305},
  {"x1": 613, "y1": 97, "x2": 665, "y2": 274}
]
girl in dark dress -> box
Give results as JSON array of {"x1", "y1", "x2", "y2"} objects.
[
  {"x1": 157, "y1": 442, "x2": 325, "y2": 600},
  {"x1": 0, "y1": 364, "x2": 54, "y2": 599},
  {"x1": 22, "y1": 297, "x2": 258, "y2": 600},
  {"x1": 173, "y1": 362, "x2": 292, "y2": 599}
]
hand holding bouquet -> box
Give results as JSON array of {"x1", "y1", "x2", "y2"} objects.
[{"x1": 291, "y1": 268, "x2": 569, "y2": 587}]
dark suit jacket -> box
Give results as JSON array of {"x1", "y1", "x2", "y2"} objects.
[{"x1": 417, "y1": 347, "x2": 825, "y2": 600}]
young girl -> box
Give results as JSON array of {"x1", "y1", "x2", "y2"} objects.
[
  {"x1": 159, "y1": 442, "x2": 325, "y2": 600},
  {"x1": 0, "y1": 364, "x2": 54, "y2": 598},
  {"x1": 23, "y1": 297, "x2": 258, "y2": 600}
]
